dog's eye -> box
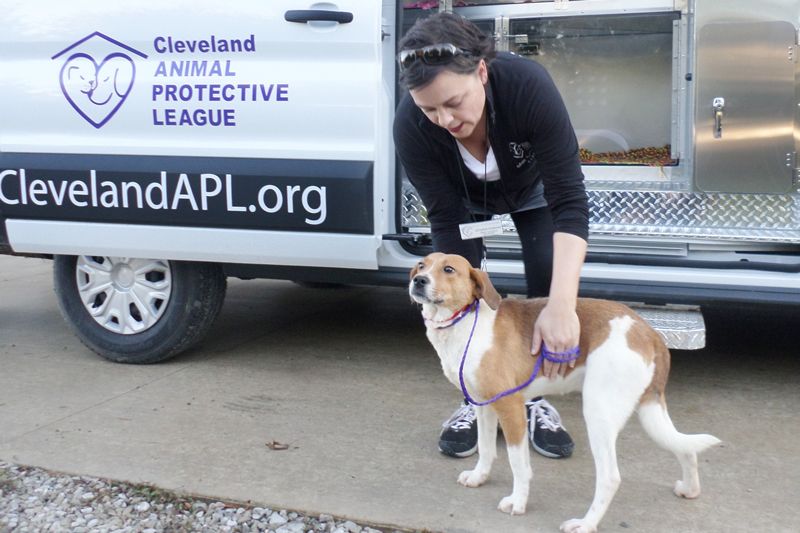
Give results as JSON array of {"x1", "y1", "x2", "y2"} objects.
[
  {"x1": 443, "y1": 266, "x2": 455, "y2": 274},
  {"x1": 417, "y1": 262, "x2": 425, "y2": 270}
]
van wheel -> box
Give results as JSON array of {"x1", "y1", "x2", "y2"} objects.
[{"x1": 53, "y1": 256, "x2": 226, "y2": 364}]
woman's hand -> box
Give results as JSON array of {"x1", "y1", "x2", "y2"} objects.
[
  {"x1": 532, "y1": 232, "x2": 586, "y2": 379},
  {"x1": 531, "y1": 299, "x2": 580, "y2": 379}
]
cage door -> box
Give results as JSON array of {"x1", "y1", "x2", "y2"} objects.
[{"x1": 694, "y1": 21, "x2": 796, "y2": 194}]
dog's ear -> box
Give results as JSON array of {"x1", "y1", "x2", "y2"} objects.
[{"x1": 470, "y1": 268, "x2": 501, "y2": 310}]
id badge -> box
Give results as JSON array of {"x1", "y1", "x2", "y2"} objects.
[{"x1": 459, "y1": 218, "x2": 504, "y2": 240}]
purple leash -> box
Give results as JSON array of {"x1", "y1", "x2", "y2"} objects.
[{"x1": 457, "y1": 299, "x2": 581, "y2": 407}]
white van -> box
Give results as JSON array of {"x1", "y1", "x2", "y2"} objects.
[{"x1": 1, "y1": 0, "x2": 798, "y2": 362}]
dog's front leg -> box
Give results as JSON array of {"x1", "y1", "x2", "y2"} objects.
[
  {"x1": 457, "y1": 405, "x2": 497, "y2": 488},
  {"x1": 496, "y1": 397, "x2": 531, "y2": 515}
]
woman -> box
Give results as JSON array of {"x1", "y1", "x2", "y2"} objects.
[{"x1": 393, "y1": 12, "x2": 589, "y2": 459}]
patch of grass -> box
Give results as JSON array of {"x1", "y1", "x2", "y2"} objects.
[{"x1": 126, "y1": 482, "x2": 193, "y2": 508}]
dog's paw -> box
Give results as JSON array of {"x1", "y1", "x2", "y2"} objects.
[
  {"x1": 497, "y1": 495, "x2": 526, "y2": 515},
  {"x1": 457, "y1": 469, "x2": 488, "y2": 488},
  {"x1": 673, "y1": 480, "x2": 701, "y2": 499},
  {"x1": 559, "y1": 518, "x2": 597, "y2": 533}
]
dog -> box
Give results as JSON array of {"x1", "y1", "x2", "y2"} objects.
[{"x1": 409, "y1": 252, "x2": 720, "y2": 533}]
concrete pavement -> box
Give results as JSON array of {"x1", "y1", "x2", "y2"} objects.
[{"x1": 1, "y1": 254, "x2": 798, "y2": 532}]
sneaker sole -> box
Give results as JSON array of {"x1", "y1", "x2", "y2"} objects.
[
  {"x1": 438, "y1": 443, "x2": 478, "y2": 458},
  {"x1": 532, "y1": 441, "x2": 574, "y2": 459}
]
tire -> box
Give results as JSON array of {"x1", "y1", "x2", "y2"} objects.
[{"x1": 53, "y1": 255, "x2": 226, "y2": 364}]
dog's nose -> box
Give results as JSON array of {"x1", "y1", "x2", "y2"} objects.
[{"x1": 413, "y1": 275, "x2": 429, "y2": 287}]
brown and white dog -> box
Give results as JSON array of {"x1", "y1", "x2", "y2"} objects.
[{"x1": 409, "y1": 252, "x2": 720, "y2": 533}]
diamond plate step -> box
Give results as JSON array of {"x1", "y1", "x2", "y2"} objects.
[{"x1": 630, "y1": 305, "x2": 706, "y2": 350}]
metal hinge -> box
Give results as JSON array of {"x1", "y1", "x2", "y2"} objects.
[
  {"x1": 494, "y1": 16, "x2": 509, "y2": 52},
  {"x1": 791, "y1": 151, "x2": 800, "y2": 191},
  {"x1": 791, "y1": 28, "x2": 800, "y2": 62}
]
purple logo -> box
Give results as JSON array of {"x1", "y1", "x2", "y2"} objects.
[{"x1": 52, "y1": 32, "x2": 147, "y2": 128}]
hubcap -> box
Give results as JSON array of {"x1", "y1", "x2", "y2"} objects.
[{"x1": 75, "y1": 256, "x2": 173, "y2": 334}]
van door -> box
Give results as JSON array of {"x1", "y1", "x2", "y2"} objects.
[{"x1": 0, "y1": 0, "x2": 382, "y2": 269}]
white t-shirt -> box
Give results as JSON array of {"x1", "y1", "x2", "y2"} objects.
[{"x1": 456, "y1": 141, "x2": 501, "y2": 182}]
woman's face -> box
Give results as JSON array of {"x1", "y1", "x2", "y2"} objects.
[{"x1": 409, "y1": 60, "x2": 488, "y2": 141}]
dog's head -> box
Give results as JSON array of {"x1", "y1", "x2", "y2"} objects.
[{"x1": 409, "y1": 253, "x2": 501, "y2": 311}]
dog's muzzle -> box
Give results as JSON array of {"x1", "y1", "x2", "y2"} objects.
[{"x1": 409, "y1": 274, "x2": 431, "y2": 302}]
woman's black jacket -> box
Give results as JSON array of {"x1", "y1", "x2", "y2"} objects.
[{"x1": 393, "y1": 52, "x2": 589, "y2": 243}]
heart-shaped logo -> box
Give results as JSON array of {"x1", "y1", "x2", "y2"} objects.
[{"x1": 59, "y1": 52, "x2": 135, "y2": 128}]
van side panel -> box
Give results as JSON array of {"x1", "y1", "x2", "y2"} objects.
[{"x1": 0, "y1": 0, "x2": 382, "y2": 268}]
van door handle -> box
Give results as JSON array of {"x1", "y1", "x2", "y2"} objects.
[
  {"x1": 712, "y1": 97, "x2": 725, "y2": 139},
  {"x1": 284, "y1": 10, "x2": 354, "y2": 24}
]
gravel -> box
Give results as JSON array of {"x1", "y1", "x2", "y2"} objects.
[{"x1": 0, "y1": 461, "x2": 413, "y2": 533}]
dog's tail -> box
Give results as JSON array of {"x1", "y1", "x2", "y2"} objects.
[{"x1": 637, "y1": 399, "x2": 721, "y2": 455}]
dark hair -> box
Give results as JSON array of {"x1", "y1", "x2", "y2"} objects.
[{"x1": 398, "y1": 12, "x2": 496, "y2": 90}]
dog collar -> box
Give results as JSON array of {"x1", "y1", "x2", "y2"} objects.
[{"x1": 423, "y1": 299, "x2": 478, "y2": 329}]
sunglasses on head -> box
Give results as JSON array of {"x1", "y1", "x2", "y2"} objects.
[{"x1": 397, "y1": 43, "x2": 474, "y2": 71}]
